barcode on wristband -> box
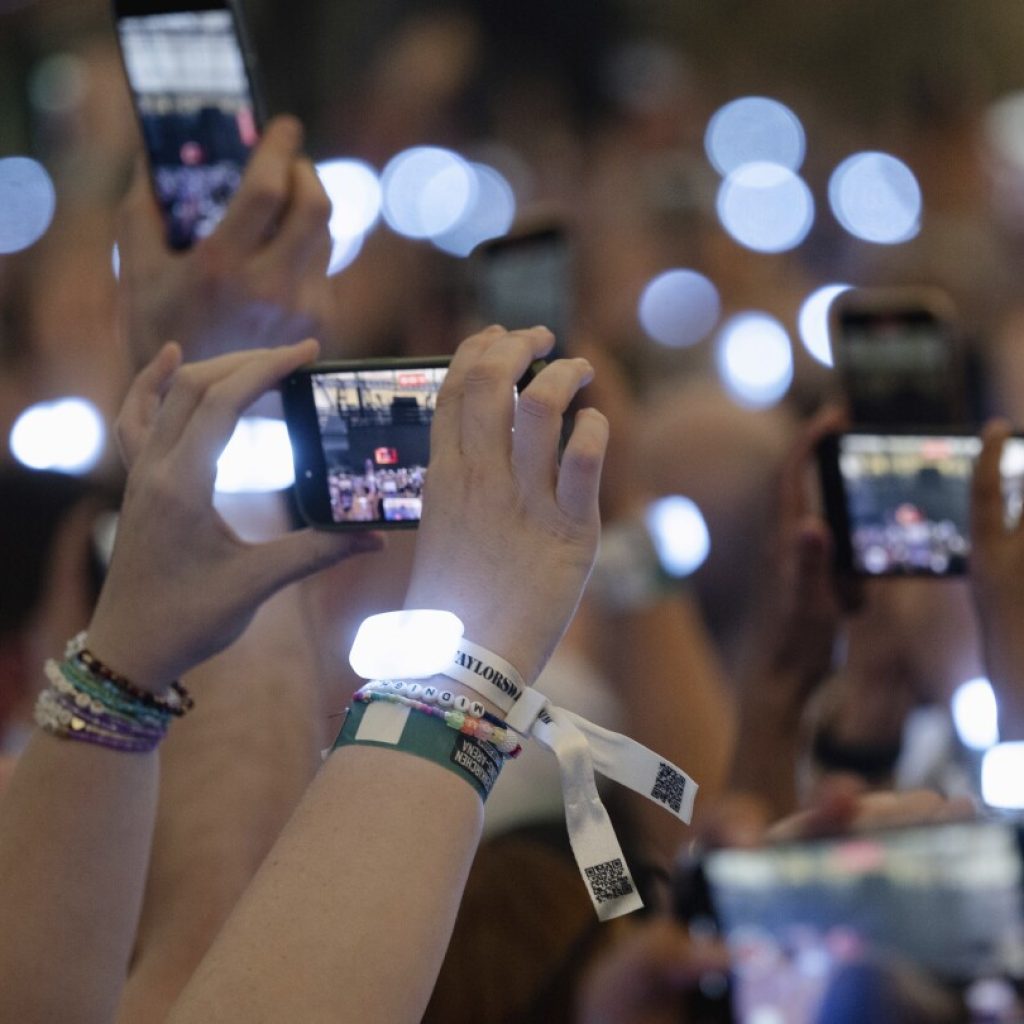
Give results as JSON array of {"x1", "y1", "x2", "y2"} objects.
[
  {"x1": 584, "y1": 858, "x2": 635, "y2": 904},
  {"x1": 651, "y1": 761, "x2": 687, "y2": 814}
]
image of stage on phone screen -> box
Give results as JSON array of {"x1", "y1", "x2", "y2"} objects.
[
  {"x1": 311, "y1": 367, "x2": 445, "y2": 525},
  {"x1": 827, "y1": 434, "x2": 1024, "y2": 576},
  {"x1": 117, "y1": 8, "x2": 258, "y2": 248}
]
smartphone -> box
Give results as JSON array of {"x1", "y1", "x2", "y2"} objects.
[
  {"x1": 817, "y1": 431, "x2": 1024, "y2": 577},
  {"x1": 113, "y1": 0, "x2": 264, "y2": 249},
  {"x1": 830, "y1": 288, "x2": 966, "y2": 428},
  {"x1": 677, "y1": 819, "x2": 1024, "y2": 1024},
  {"x1": 472, "y1": 224, "x2": 573, "y2": 356},
  {"x1": 281, "y1": 359, "x2": 449, "y2": 529}
]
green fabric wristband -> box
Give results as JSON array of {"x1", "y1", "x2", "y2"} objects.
[{"x1": 332, "y1": 698, "x2": 504, "y2": 801}]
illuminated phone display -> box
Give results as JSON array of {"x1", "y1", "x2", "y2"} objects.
[{"x1": 116, "y1": 5, "x2": 260, "y2": 248}]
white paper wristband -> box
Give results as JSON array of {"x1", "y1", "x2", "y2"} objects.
[{"x1": 443, "y1": 637, "x2": 527, "y2": 713}]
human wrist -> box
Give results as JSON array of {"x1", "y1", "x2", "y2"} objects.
[{"x1": 83, "y1": 624, "x2": 165, "y2": 696}]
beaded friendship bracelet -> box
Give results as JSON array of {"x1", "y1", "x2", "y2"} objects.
[
  {"x1": 66, "y1": 632, "x2": 193, "y2": 717},
  {"x1": 34, "y1": 634, "x2": 192, "y2": 753},
  {"x1": 355, "y1": 682, "x2": 523, "y2": 758}
]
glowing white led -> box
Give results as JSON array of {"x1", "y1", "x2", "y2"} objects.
[
  {"x1": 716, "y1": 162, "x2": 814, "y2": 254},
  {"x1": 637, "y1": 269, "x2": 721, "y2": 348},
  {"x1": 0, "y1": 157, "x2": 57, "y2": 255},
  {"x1": 432, "y1": 163, "x2": 516, "y2": 257},
  {"x1": 214, "y1": 417, "x2": 295, "y2": 493},
  {"x1": 381, "y1": 147, "x2": 476, "y2": 240},
  {"x1": 951, "y1": 677, "x2": 999, "y2": 751},
  {"x1": 982, "y1": 742, "x2": 1024, "y2": 809},
  {"x1": 797, "y1": 284, "x2": 851, "y2": 367},
  {"x1": 716, "y1": 313, "x2": 794, "y2": 409},
  {"x1": 349, "y1": 610, "x2": 465, "y2": 680},
  {"x1": 828, "y1": 152, "x2": 922, "y2": 245},
  {"x1": 644, "y1": 495, "x2": 710, "y2": 577},
  {"x1": 705, "y1": 96, "x2": 806, "y2": 177},
  {"x1": 10, "y1": 397, "x2": 105, "y2": 474}
]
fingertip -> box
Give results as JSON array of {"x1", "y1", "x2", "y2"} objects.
[{"x1": 264, "y1": 113, "x2": 304, "y2": 148}]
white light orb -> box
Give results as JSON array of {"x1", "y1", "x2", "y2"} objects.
[
  {"x1": 316, "y1": 159, "x2": 382, "y2": 239},
  {"x1": 381, "y1": 146, "x2": 476, "y2": 240},
  {"x1": 10, "y1": 397, "x2": 105, "y2": 474},
  {"x1": 704, "y1": 96, "x2": 806, "y2": 177},
  {"x1": 797, "y1": 284, "x2": 851, "y2": 367},
  {"x1": 951, "y1": 677, "x2": 999, "y2": 751},
  {"x1": 638, "y1": 269, "x2": 721, "y2": 348},
  {"x1": 644, "y1": 495, "x2": 710, "y2": 576},
  {"x1": 214, "y1": 417, "x2": 295, "y2": 493},
  {"x1": 982, "y1": 742, "x2": 1024, "y2": 809},
  {"x1": 0, "y1": 157, "x2": 57, "y2": 254},
  {"x1": 716, "y1": 162, "x2": 814, "y2": 254},
  {"x1": 828, "y1": 151, "x2": 922, "y2": 245},
  {"x1": 432, "y1": 163, "x2": 516, "y2": 257},
  {"x1": 326, "y1": 231, "x2": 365, "y2": 277},
  {"x1": 716, "y1": 313, "x2": 794, "y2": 409}
]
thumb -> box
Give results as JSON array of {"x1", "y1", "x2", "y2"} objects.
[{"x1": 249, "y1": 528, "x2": 384, "y2": 596}]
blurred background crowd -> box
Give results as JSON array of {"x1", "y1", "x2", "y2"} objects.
[{"x1": 9, "y1": 1, "x2": 1024, "y2": 1020}]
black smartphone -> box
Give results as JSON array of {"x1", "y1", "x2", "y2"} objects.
[
  {"x1": 472, "y1": 224, "x2": 573, "y2": 356},
  {"x1": 830, "y1": 287, "x2": 966, "y2": 428},
  {"x1": 112, "y1": 0, "x2": 264, "y2": 249},
  {"x1": 679, "y1": 819, "x2": 1024, "y2": 1024},
  {"x1": 282, "y1": 359, "x2": 449, "y2": 530},
  {"x1": 817, "y1": 431, "x2": 1024, "y2": 577}
]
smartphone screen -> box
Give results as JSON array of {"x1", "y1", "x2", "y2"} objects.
[
  {"x1": 702, "y1": 821, "x2": 1024, "y2": 1024},
  {"x1": 831, "y1": 291, "x2": 964, "y2": 427},
  {"x1": 473, "y1": 226, "x2": 572, "y2": 352},
  {"x1": 115, "y1": 0, "x2": 260, "y2": 249},
  {"x1": 282, "y1": 360, "x2": 449, "y2": 529},
  {"x1": 819, "y1": 432, "x2": 1024, "y2": 577}
]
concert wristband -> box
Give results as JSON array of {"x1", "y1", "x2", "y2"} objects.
[{"x1": 332, "y1": 698, "x2": 504, "y2": 802}]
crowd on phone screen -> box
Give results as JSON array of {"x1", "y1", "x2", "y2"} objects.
[{"x1": 9, "y1": 2, "x2": 1024, "y2": 1023}]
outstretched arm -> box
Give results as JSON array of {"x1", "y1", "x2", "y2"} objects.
[
  {"x1": 0, "y1": 340, "x2": 375, "y2": 1024},
  {"x1": 168, "y1": 326, "x2": 608, "y2": 1024}
]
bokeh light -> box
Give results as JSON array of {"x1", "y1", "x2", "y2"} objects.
[
  {"x1": 644, "y1": 495, "x2": 710, "y2": 576},
  {"x1": 638, "y1": 269, "x2": 721, "y2": 348},
  {"x1": 432, "y1": 163, "x2": 516, "y2": 257},
  {"x1": 214, "y1": 417, "x2": 296, "y2": 494},
  {"x1": 797, "y1": 284, "x2": 852, "y2": 367},
  {"x1": 317, "y1": 159, "x2": 382, "y2": 238},
  {"x1": 716, "y1": 313, "x2": 794, "y2": 408},
  {"x1": 985, "y1": 91, "x2": 1024, "y2": 170},
  {"x1": 0, "y1": 157, "x2": 57, "y2": 255},
  {"x1": 716, "y1": 162, "x2": 814, "y2": 253},
  {"x1": 828, "y1": 152, "x2": 922, "y2": 244},
  {"x1": 28, "y1": 53, "x2": 87, "y2": 115},
  {"x1": 10, "y1": 398, "x2": 106, "y2": 474},
  {"x1": 982, "y1": 742, "x2": 1024, "y2": 809},
  {"x1": 951, "y1": 677, "x2": 999, "y2": 751},
  {"x1": 704, "y1": 96, "x2": 806, "y2": 176},
  {"x1": 381, "y1": 146, "x2": 477, "y2": 240},
  {"x1": 316, "y1": 159, "x2": 381, "y2": 275}
]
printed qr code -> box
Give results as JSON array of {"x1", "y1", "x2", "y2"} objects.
[
  {"x1": 584, "y1": 858, "x2": 634, "y2": 904},
  {"x1": 651, "y1": 762, "x2": 686, "y2": 813}
]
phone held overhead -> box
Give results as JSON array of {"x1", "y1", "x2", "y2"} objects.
[{"x1": 112, "y1": 0, "x2": 264, "y2": 249}]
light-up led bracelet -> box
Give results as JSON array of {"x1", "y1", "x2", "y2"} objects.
[{"x1": 339, "y1": 610, "x2": 700, "y2": 921}]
